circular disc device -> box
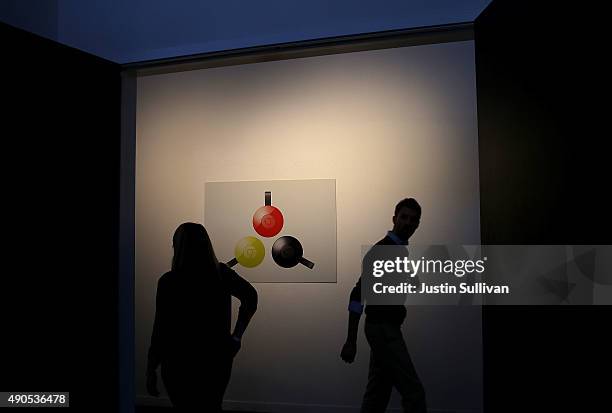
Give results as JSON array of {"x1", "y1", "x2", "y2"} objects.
[
  {"x1": 228, "y1": 236, "x2": 265, "y2": 268},
  {"x1": 253, "y1": 191, "x2": 284, "y2": 237},
  {"x1": 272, "y1": 235, "x2": 315, "y2": 269}
]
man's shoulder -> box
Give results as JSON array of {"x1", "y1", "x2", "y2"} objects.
[
  {"x1": 375, "y1": 236, "x2": 395, "y2": 246},
  {"x1": 363, "y1": 236, "x2": 396, "y2": 260},
  {"x1": 368, "y1": 236, "x2": 396, "y2": 252}
]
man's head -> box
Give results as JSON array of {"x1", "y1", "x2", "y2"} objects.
[{"x1": 392, "y1": 198, "x2": 421, "y2": 241}]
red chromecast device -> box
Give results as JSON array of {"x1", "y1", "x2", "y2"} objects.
[{"x1": 253, "y1": 191, "x2": 284, "y2": 237}]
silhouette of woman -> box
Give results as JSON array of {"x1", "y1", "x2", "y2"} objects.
[{"x1": 146, "y1": 222, "x2": 258, "y2": 411}]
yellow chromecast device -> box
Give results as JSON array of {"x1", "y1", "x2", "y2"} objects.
[{"x1": 231, "y1": 236, "x2": 265, "y2": 268}]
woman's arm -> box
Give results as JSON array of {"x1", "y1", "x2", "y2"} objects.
[
  {"x1": 225, "y1": 267, "x2": 258, "y2": 341},
  {"x1": 146, "y1": 278, "x2": 165, "y2": 374}
]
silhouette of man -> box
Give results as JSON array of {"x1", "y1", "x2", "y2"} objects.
[
  {"x1": 146, "y1": 223, "x2": 258, "y2": 411},
  {"x1": 341, "y1": 198, "x2": 427, "y2": 413}
]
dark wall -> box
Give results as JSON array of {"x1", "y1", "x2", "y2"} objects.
[
  {"x1": 475, "y1": 1, "x2": 610, "y2": 411},
  {"x1": 0, "y1": 0, "x2": 59, "y2": 41},
  {"x1": 1, "y1": 22, "x2": 120, "y2": 411}
]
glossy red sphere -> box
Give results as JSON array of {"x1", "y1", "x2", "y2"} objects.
[{"x1": 253, "y1": 205, "x2": 284, "y2": 237}]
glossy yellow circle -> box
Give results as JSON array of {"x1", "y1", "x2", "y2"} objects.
[{"x1": 234, "y1": 236, "x2": 265, "y2": 268}]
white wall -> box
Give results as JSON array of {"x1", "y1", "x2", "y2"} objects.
[{"x1": 135, "y1": 40, "x2": 482, "y2": 412}]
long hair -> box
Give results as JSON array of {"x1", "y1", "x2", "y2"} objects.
[{"x1": 171, "y1": 222, "x2": 220, "y2": 276}]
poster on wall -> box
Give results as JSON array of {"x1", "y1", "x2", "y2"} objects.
[{"x1": 205, "y1": 179, "x2": 337, "y2": 282}]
